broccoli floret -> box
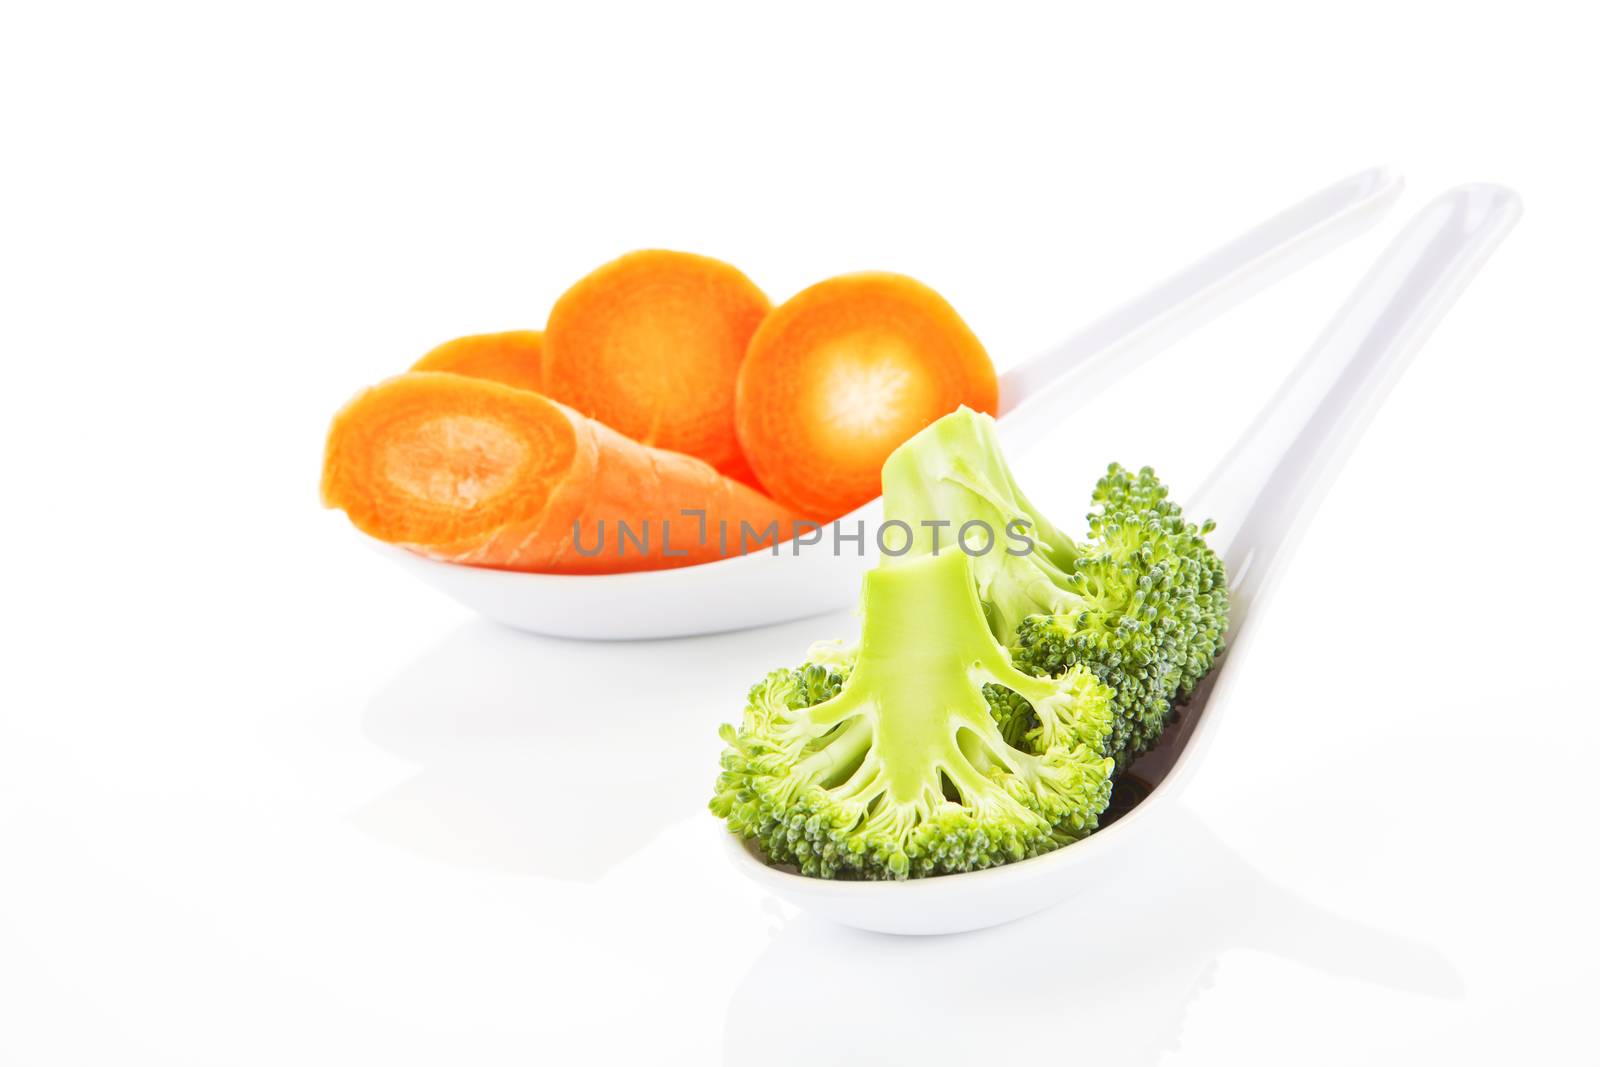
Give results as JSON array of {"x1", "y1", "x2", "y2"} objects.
[
  {"x1": 983, "y1": 683, "x2": 1039, "y2": 750},
  {"x1": 711, "y1": 409, "x2": 1228, "y2": 878},
  {"x1": 881, "y1": 408, "x2": 1229, "y2": 769},
  {"x1": 1011, "y1": 464, "x2": 1229, "y2": 765},
  {"x1": 711, "y1": 550, "x2": 1116, "y2": 880}
]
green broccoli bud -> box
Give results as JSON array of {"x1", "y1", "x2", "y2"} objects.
[
  {"x1": 1011, "y1": 462, "x2": 1229, "y2": 768},
  {"x1": 712, "y1": 409, "x2": 1229, "y2": 879},
  {"x1": 711, "y1": 550, "x2": 1116, "y2": 880}
]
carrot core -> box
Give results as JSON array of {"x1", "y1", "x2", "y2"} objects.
[
  {"x1": 382, "y1": 415, "x2": 530, "y2": 508},
  {"x1": 735, "y1": 272, "x2": 997, "y2": 520}
]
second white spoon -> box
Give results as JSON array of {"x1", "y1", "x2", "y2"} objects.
[
  {"x1": 720, "y1": 183, "x2": 1522, "y2": 934},
  {"x1": 378, "y1": 168, "x2": 1402, "y2": 639}
]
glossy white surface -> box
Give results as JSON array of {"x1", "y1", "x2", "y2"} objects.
[
  {"x1": 374, "y1": 167, "x2": 1402, "y2": 640},
  {"x1": 5, "y1": 5, "x2": 1598, "y2": 1063}
]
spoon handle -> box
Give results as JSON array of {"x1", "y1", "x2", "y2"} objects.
[
  {"x1": 996, "y1": 166, "x2": 1404, "y2": 454},
  {"x1": 1191, "y1": 184, "x2": 1522, "y2": 601}
]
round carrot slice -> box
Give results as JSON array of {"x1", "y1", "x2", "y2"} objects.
[
  {"x1": 735, "y1": 272, "x2": 997, "y2": 520},
  {"x1": 411, "y1": 330, "x2": 544, "y2": 393},
  {"x1": 542, "y1": 250, "x2": 769, "y2": 485}
]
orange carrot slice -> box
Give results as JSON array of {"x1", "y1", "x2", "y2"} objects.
[
  {"x1": 735, "y1": 272, "x2": 997, "y2": 520},
  {"x1": 411, "y1": 330, "x2": 544, "y2": 393},
  {"x1": 321, "y1": 372, "x2": 801, "y2": 574},
  {"x1": 542, "y1": 250, "x2": 769, "y2": 486}
]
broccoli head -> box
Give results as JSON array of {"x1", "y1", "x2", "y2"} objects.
[
  {"x1": 711, "y1": 549, "x2": 1116, "y2": 880},
  {"x1": 1010, "y1": 463, "x2": 1229, "y2": 766}
]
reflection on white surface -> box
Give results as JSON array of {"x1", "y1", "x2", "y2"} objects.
[
  {"x1": 353, "y1": 614, "x2": 850, "y2": 881},
  {"x1": 726, "y1": 804, "x2": 1462, "y2": 1065},
  {"x1": 339, "y1": 611, "x2": 1473, "y2": 1066}
]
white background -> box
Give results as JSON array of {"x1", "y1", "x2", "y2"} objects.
[{"x1": 3, "y1": 2, "x2": 1597, "y2": 1063}]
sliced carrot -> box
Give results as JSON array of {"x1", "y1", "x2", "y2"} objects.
[
  {"x1": 411, "y1": 330, "x2": 544, "y2": 393},
  {"x1": 321, "y1": 371, "x2": 801, "y2": 574},
  {"x1": 542, "y1": 250, "x2": 769, "y2": 486},
  {"x1": 735, "y1": 272, "x2": 997, "y2": 520}
]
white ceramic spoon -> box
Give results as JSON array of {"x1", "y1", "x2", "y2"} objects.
[
  {"x1": 378, "y1": 167, "x2": 1402, "y2": 640},
  {"x1": 720, "y1": 183, "x2": 1522, "y2": 935}
]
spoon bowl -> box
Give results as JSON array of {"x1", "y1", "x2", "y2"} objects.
[{"x1": 719, "y1": 663, "x2": 1231, "y2": 934}]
